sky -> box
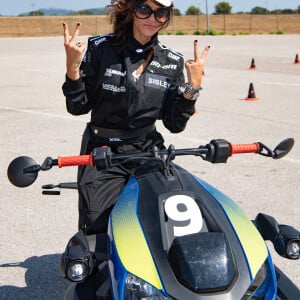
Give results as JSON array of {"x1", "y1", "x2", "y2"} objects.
[{"x1": 0, "y1": 0, "x2": 299, "y2": 16}]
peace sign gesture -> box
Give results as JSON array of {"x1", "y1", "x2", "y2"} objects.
[
  {"x1": 185, "y1": 40, "x2": 210, "y2": 88},
  {"x1": 63, "y1": 22, "x2": 86, "y2": 80}
]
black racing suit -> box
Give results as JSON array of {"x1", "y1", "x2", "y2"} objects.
[{"x1": 62, "y1": 33, "x2": 197, "y2": 234}]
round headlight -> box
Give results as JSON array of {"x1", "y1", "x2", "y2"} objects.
[
  {"x1": 66, "y1": 260, "x2": 89, "y2": 282},
  {"x1": 286, "y1": 241, "x2": 300, "y2": 259}
]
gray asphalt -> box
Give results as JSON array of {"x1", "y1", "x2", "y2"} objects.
[{"x1": 0, "y1": 35, "x2": 299, "y2": 299}]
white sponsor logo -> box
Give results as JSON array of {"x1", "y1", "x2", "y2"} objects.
[
  {"x1": 168, "y1": 52, "x2": 180, "y2": 61},
  {"x1": 104, "y1": 68, "x2": 127, "y2": 77},
  {"x1": 102, "y1": 83, "x2": 126, "y2": 93},
  {"x1": 150, "y1": 61, "x2": 177, "y2": 70},
  {"x1": 147, "y1": 77, "x2": 170, "y2": 89},
  {"x1": 109, "y1": 137, "x2": 122, "y2": 142},
  {"x1": 94, "y1": 37, "x2": 107, "y2": 46}
]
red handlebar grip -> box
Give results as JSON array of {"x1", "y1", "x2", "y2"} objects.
[
  {"x1": 230, "y1": 143, "x2": 260, "y2": 155},
  {"x1": 58, "y1": 154, "x2": 94, "y2": 168}
]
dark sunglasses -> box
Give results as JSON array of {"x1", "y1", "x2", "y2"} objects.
[{"x1": 134, "y1": 3, "x2": 170, "y2": 24}]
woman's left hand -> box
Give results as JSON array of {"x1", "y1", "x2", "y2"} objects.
[{"x1": 185, "y1": 40, "x2": 210, "y2": 88}]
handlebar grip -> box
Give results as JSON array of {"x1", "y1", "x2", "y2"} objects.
[
  {"x1": 230, "y1": 143, "x2": 260, "y2": 155},
  {"x1": 58, "y1": 154, "x2": 94, "y2": 168}
]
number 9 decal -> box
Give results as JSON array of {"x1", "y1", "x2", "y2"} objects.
[{"x1": 164, "y1": 195, "x2": 203, "y2": 237}]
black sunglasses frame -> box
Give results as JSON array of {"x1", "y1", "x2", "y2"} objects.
[{"x1": 134, "y1": 3, "x2": 171, "y2": 24}]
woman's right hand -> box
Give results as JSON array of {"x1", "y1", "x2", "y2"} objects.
[{"x1": 63, "y1": 22, "x2": 86, "y2": 81}]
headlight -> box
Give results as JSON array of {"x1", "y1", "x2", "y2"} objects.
[
  {"x1": 66, "y1": 260, "x2": 89, "y2": 282},
  {"x1": 286, "y1": 240, "x2": 300, "y2": 259},
  {"x1": 255, "y1": 213, "x2": 300, "y2": 260},
  {"x1": 60, "y1": 232, "x2": 95, "y2": 283},
  {"x1": 124, "y1": 273, "x2": 171, "y2": 300}
]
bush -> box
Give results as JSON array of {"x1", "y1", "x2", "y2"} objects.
[
  {"x1": 208, "y1": 29, "x2": 225, "y2": 35},
  {"x1": 193, "y1": 30, "x2": 204, "y2": 35},
  {"x1": 239, "y1": 31, "x2": 250, "y2": 35},
  {"x1": 175, "y1": 30, "x2": 186, "y2": 35}
]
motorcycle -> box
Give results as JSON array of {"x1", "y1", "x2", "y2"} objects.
[{"x1": 7, "y1": 137, "x2": 300, "y2": 300}]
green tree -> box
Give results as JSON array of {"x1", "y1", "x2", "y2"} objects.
[
  {"x1": 269, "y1": 9, "x2": 295, "y2": 14},
  {"x1": 270, "y1": 9, "x2": 281, "y2": 14},
  {"x1": 173, "y1": 8, "x2": 181, "y2": 16},
  {"x1": 78, "y1": 10, "x2": 94, "y2": 15},
  {"x1": 251, "y1": 7, "x2": 269, "y2": 14},
  {"x1": 214, "y1": 2, "x2": 232, "y2": 14},
  {"x1": 186, "y1": 5, "x2": 201, "y2": 15},
  {"x1": 69, "y1": 9, "x2": 94, "y2": 15},
  {"x1": 281, "y1": 9, "x2": 295, "y2": 14},
  {"x1": 28, "y1": 10, "x2": 45, "y2": 16}
]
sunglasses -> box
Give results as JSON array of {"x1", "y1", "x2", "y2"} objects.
[{"x1": 134, "y1": 3, "x2": 170, "y2": 24}]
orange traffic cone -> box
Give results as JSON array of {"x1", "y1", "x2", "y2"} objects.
[
  {"x1": 245, "y1": 83, "x2": 259, "y2": 101},
  {"x1": 293, "y1": 54, "x2": 300, "y2": 64},
  {"x1": 249, "y1": 58, "x2": 256, "y2": 70}
]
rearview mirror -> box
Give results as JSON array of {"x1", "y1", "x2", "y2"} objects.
[
  {"x1": 273, "y1": 138, "x2": 294, "y2": 159},
  {"x1": 7, "y1": 156, "x2": 39, "y2": 187}
]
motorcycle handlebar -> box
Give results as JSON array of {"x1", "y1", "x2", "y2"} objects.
[
  {"x1": 55, "y1": 140, "x2": 262, "y2": 169},
  {"x1": 32, "y1": 138, "x2": 295, "y2": 172},
  {"x1": 229, "y1": 142, "x2": 260, "y2": 155},
  {"x1": 7, "y1": 138, "x2": 293, "y2": 188},
  {"x1": 58, "y1": 154, "x2": 94, "y2": 168}
]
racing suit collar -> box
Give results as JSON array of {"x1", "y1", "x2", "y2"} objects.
[{"x1": 127, "y1": 33, "x2": 159, "y2": 55}]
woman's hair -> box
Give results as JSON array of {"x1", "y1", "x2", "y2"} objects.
[{"x1": 107, "y1": 0, "x2": 173, "y2": 49}]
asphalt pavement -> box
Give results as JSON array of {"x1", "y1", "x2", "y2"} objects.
[{"x1": 0, "y1": 34, "x2": 299, "y2": 299}]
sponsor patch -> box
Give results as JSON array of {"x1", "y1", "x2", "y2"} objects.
[
  {"x1": 102, "y1": 83, "x2": 126, "y2": 93},
  {"x1": 90, "y1": 34, "x2": 111, "y2": 46},
  {"x1": 109, "y1": 137, "x2": 122, "y2": 142},
  {"x1": 150, "y1": 61, "x2": 178, "y2": 70},
  {"x1": 94, "y1": 37, "x2": 107, "y2": 46},
  {"x1": 167, "y1": 52, "x2": 180, "y2": 61},
  {"x1": 104, "y1": 68, "x2": 127, "y2": 77},
  {"x1": 145, "y1": 73, "x2": 171, "y2": 90}
]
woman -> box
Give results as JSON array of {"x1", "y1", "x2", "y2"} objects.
[{"x1": 62, "y1": 0, "x2": 209, "y2": 234}]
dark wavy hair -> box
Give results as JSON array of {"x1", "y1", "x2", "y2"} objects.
[{"x1": 107, "y1": 0, "x2": 173, "y2": 48}]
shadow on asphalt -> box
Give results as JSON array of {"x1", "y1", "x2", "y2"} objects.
[{"x1": 0, "y1": 254, "x2": 69, "y2": 300}]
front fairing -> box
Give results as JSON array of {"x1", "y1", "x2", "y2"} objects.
[
  {"x1": 107, "y1": 165, "x2": 277, "y2": 299},
  {"x1": 107, "y1": 177, "x2": 163, "y2": 300}
]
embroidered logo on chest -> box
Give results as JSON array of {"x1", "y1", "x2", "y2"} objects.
[
  {"x1": 150, "y1": 61, "x2": 178, "y2": 70},
  {"x1": 145, "y1": 73, "x2": 171, "y2": 90},
  {"x1": 104, "y1": 68, "x2": 127, "y2": 77}
]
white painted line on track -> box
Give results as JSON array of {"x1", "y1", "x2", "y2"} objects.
[
  {"x1": 262, "y1": 82, "x2": 300, "y2": 87},
  {"x1": 0, "y1": 106, "x2": 88, "y2": 122},
  {"x1": 2, "y1": 106, "x2": 300, "y2": 165}
]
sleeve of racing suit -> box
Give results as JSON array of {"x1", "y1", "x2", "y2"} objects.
[
  {"x1": 161, "y1": 57, "x2": 196, "y2": 133},
  {"x1": 62, "y1": 39, "x2": 99, "y2": 116}
]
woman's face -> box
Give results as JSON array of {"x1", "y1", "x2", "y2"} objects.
[{"x1": 132, "y1": 0, "x2": 169, "y2": 44}]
